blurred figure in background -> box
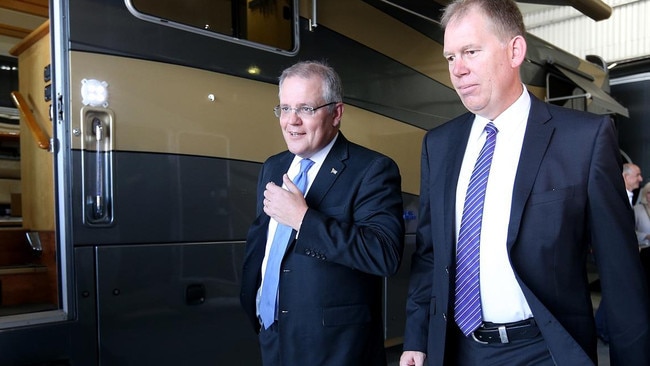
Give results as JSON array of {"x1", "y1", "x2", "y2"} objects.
[
  {"x1": 634, "y1": 182, "x2": 650, "y2": 287},
  {"x1": 623, "y1": 163, "x2": 643, "y2": 206}
]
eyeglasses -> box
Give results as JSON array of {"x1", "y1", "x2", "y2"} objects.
[{"x1": 273, "y1": 102, "x2": 337, "y2": 118}]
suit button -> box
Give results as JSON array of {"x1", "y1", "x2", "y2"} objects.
[
  {"x1": 281, "y1": 310, "x2": 289, "y2": 314},
  {"x1": 282, "y1": 269, "x2": 291, "y2": 273},
  {"x1": 305, "y1": 249, "x2": 312, "y2": 255},
  {"x1": 443, "y1": 313, "x2": 447, "y2": 321},
  {"x1": 445, "y1": 266, "x2": 449, "y2": 274}
]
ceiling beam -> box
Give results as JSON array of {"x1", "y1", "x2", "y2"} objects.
[
  {"x1": 568, "y1": 0, "x2": 611, "y2": 21},
  {"x1": 434, "y1": 0, "x2": 612, "y2": 21},
  {"x1": 0, "y1": 22, "x2": 30, "y2": 39},
  {"x1": 0, "y1": 0, "x2": 49, "y2": 18},
  {"x1": 516, "y1": 0, "x2": 612, "y2": 21}
]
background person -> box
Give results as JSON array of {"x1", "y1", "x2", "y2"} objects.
[
  {"x1": 240, "y1": 60, "x2": 404, "y2": 366},
  {"x1": 623, "y1": 162, "x2": 643, "y2": 206},
  {"x1": 595, "y1": 163, "x2": 645, "y2": 344},
  {"x1": 400, "y1": 1, "x2": 650, "y2": 365},
  {"x1": 635, "y1": 182, "x2": 650, "y2": 245},
  {"x1": 634, "y1": 182, "x2": 650, "y2": 289}
]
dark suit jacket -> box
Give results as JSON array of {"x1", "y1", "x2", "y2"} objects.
[
  {"x1": 403, "y1": 94, "x2": 650, "y2": 365},
  {"x1": 240, "y1": 133, "x2": 404, "y2": 365}
]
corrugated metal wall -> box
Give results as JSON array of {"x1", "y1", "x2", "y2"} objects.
[{"x1": 524, "y1": 0, "x2": 650, "y2": 63}]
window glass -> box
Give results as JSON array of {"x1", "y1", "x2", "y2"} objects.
[{"x1": 126, "y1": 0, "x2": 297, "y2": 54}]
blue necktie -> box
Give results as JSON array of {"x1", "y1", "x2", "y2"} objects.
[
  {"x1": 259, "y1": 158, "x2": 314, "y2": 329},
  {"x1": 454, "y1": 122, "x2": 498, "y2": 336}
]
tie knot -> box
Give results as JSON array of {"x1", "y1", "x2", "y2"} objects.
[
  {"x1": 485, "y1": 122, "x2": 498, "y2": 136},
  {"x1": 299, "y1": 159, "x2": 314, "y2": 173}
]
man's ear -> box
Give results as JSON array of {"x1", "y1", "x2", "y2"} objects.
[
  {"x1": 510, "y1": 35, "x2": 527, "y2": 68},
  {"x1": 332, "y1": 103, "x2": 344, "y2": 127}
]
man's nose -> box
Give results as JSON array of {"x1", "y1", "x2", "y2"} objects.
[
  {"x1": 452, "y1": 59, "x2": 468, "y2": 77},
  {"x1": 281, "y1": 109, "x2": 302, "y2": 123}
]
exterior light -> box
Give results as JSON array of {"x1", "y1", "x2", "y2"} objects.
[{"x1": 81, "y1": 78, "x2": 109, "y2": 107}]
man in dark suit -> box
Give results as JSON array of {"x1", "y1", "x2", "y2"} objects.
[
  {"x1": 240, "y1": 60, "x2": 404, "y2": 365},
  {"x1": 400, "y1": 1, "x2": 650, "y2": 365}
]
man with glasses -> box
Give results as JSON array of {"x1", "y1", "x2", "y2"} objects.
[{"x1": 240, "y1": 60, "x2": 405, "y2": 365}]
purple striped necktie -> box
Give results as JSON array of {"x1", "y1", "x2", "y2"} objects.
[{"x1": 454, "y1": 122, "x2": 498, "y2": 336}]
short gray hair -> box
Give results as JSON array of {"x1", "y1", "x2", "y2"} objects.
[{"x1": 279, "y1": 61, "x2": 343, "y2": 110}]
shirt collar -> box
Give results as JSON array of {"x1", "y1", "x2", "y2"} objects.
[
  {"x1": 292, "y1": 133, "x2": 338, "y2": 167},
  {"x1": 475, "y1": 85, "x2": 530, "y2": 133}
]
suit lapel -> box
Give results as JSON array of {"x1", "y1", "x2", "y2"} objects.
[
  {"x1": 444, "y1": 115, "x2": 474, "y2": 255},
  {"x1": 507, "y1": 95, "x2": 554, "y2": 250},
  {"x1": 305, "y1": 134, "x2": 347, "y2": 207},
  {"x1": 271, "y1": 153, "x2": 294, "y2": 186},
  {"x1": 259, "y1": 136, "x2": 346, "y2": 225},
  {"x1": 253, "y1": 153, "x2": 293, "y2": 245}
]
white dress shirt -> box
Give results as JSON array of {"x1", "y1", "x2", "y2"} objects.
[
  {"x1": 455, "y1": 88, "x2": 534, "y2": 323},
  {"x1": 627, "y1": 190, "x2": 634, "y2": 207}
]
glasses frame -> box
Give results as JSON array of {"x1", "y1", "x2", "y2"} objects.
[{"x1": 273, "y1": 101, "x2": 338, "y2": 118}]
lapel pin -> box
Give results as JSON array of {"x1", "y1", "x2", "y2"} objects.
[{"x1": 330, "y1": 168, "x2": 338, "y2": 175}]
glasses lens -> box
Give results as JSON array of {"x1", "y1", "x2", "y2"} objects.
[
  {"x1": 274, "y1": 103, "x2": 333, "y2": 118},
  {"x1": 298, "y1": 106, "x2": 315, "y2": 117}
]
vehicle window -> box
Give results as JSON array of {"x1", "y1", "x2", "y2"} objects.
[{"x1": 125, "y1": 0, "x2": 298, "y2": 54}]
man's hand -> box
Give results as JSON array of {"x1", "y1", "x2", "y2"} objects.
[
  {"x1": 263, "y1": 174, "x2": 309, "y2": 230},
  {"x1": 400, "y1": 351, "x2": 426, "y2": 366}
]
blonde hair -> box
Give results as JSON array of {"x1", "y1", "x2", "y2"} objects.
[
  {"x1": 440, "y1": 0, "x2": 525, "y2": 43},
  {"x1": 639, "y1": 182, "x2": 650, "y2": 205}
]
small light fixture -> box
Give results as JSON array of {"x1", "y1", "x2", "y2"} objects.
[
  {"x1": 247, "y1": 65, "x2": 261, "y2": 75},
  {"x1": 81, "y1": 78, "x2": 109, "y2": 107}
]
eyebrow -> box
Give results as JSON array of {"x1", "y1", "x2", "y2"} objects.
[{"x1": 443, "y1": 44, "x2": 478, "y2": 57}]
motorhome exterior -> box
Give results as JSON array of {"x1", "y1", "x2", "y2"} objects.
[{"x1": 0, "y1": 0, "x2": 627, "y2": 364}]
